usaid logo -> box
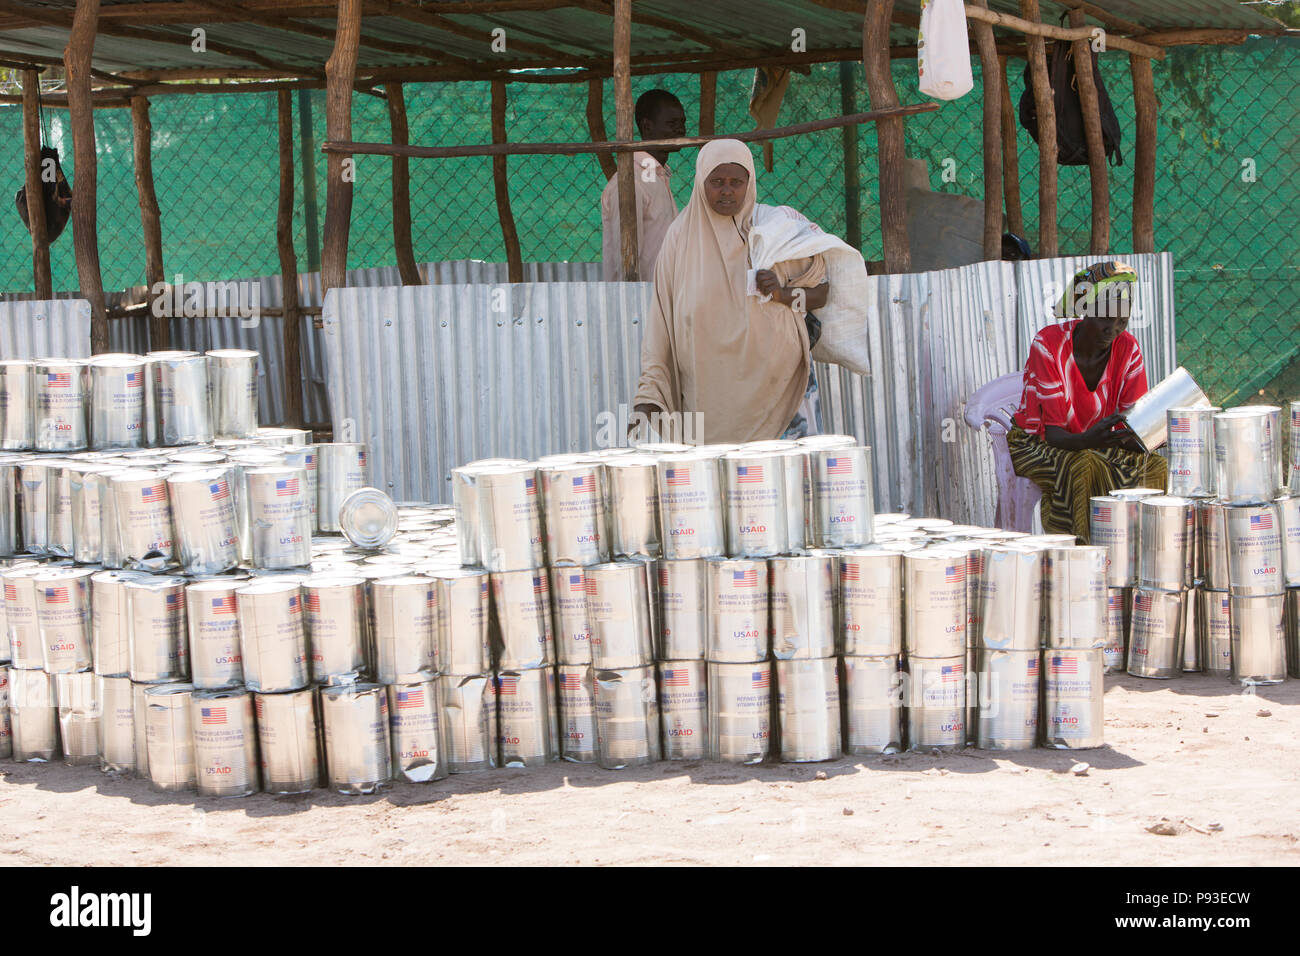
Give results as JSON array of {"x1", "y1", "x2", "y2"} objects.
[{"x1": 49, "y1": 886, "x2": 151, "y2": 936}]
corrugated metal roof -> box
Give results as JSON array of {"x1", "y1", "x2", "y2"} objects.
[{"x1": 0, "y1": 298, "x2": 92, "y2": 359}]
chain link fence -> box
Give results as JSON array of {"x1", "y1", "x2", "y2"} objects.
[{"x1": 0, "y1": 36, "x2": 1294, "y2": 406}]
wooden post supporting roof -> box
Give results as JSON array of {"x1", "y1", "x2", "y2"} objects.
[
  {"x1": 277, "y1": 90, "x2": 304, "y2": 429},
  {"x1": 490, "y1": 80, "x2": 524, "y2": 284},
  {"x1": 999, "y1": 55, "x2": 1024, "y2": 239},
  {"x1": 386, "y1": 82, "x2": 421, "y2": 286},
  {"x1": 862, "y1": 0, "x2": 910, "y2": 273},
  {"x1": 1069, "y1": 7, "x2": 1109, "y2": 254},
  {"x1": 21, "y1": 68, "x2": 51, "y2": 299},
  {"x1": 1020, "y1": 0, "x2": 1058, "y2": 257},
  {"x1": 969, "y1": 0, "x2": 1004, "y2": 261},
  {"x1": 1130, "y1": 53, "x2": 1156, "y2": 254},
  {"x1": 63, "y1": 0, "x2": 108, "y2": 352},
  {"x1": 322, "y1": 0, "x2": 361, "y2": 295},
  {"x1": 839, "y1": 61, "x2": 861, "y2": 250},
  {"x1": 586, "y1": 79, "x2": 616, "y2": 181},
  {"x1": 699, "y1": 71, "x2": 717, "y2": 137},
  {"x1": 613, "y1": 0, "x2": 639, "y2": 281},
  {"x1": 130, "y1": 95, "x2": 168, "y2": 350}
]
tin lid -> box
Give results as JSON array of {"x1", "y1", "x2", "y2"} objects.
[
  {"x1": 168, "y1": 451, "x2": 227, "y2": 464},
  {"x1": 794, "y1": 434, "x2": 857, "y2": 449},
  {"x1": 32, "y1": 566, "x2": 96, "y2": 584},
  {"x1": 302, "y1": 573, "x2": 365, "y2": 589},
  {"x1": 186, "y1": 578, "x2": 247, "y2": 594},
  {"x1": 321, "y1": 681, "x2": 383, "y2": 699},
  {"x1": 87, "y1": 353, "x2": 145, "y2": 368},
  {"x1": 235, "y1": 579, "x2": 302, "y2": 596},
  {"x1": 165, "y1": 466, "x2": 231, "y2": 488},
  {"x1": 632, "y1": 441, "x2": 693, "y2": 455},
  {"x1": 603, "y1": 454, "x2": 658, "y2": 470},
  {"x1": 371, "y1": 574, "x2": 435, "y2": 592},
  {"x1": 122, "y1": 574, "x2": 188, "y2": 591},
  {"x1": 205, "y1": 348, "x2": 259, "y2": 361},
  {"x1": 339, "y1": 486, "x2": 399, "y2": 549},
  {"x1": 146, "y1": 350, "x2": 200, "y2": 361},
  {"x1": 34, "y1": 357, "x2": 88, "y2": 370},
  {"x1": 1140, "y1": 495, "x2": 1192, "y2": 510},
  {"x1": 0, "y1": 359, "x2": 33, "y2": 369},
  {"x1": 192, "y1": 686, "x2": 249, "y2": 702},
  {"x1": 144, "y1": 682, "x2": 195, "y2": 698},
  {"x1": 1109, "y1": 487, "x2": 1162, "y2": 500}
]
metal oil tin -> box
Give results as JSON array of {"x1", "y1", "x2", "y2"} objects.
[
  {"x1": 808, "y1": 446, "x2": 873, "y2": 548},
  {"x1": 316, "y1": 443, "x2": 368, "y2": 533},
  {"x1": 550, "y1": 566, "x2": 593, "y2": 666},
  {"x1": 98, "y1": 674, "x2": 135, "y2": 772},
  {"x1": 1138, "y1": 495, "x2": 1193, "y2": 591},
  {"x1": 705, "y1": 557, "x2": 768, "y2": 663},
  {"x1": 769, "y1": 555, "x2": 835, "y2": 660},
  {"x1": 976, "y1": 649, "x2": 1040, "y2": 751},
  {"x1": 11, "y1": 667, "x2": 58, "y2": 761},
  {"x1": 33, "y1": 359, "x2": 88, "y2": 452},
  {"x1": 1286, "y1": 589, "x2": 1300, "y2": 680},
  {"x1": 279, "y1": 445, "x2": 319, "y2": 531},
  {"x1": 495, "y1": 667, "x2": 557, "y2": 767},
  {"x1": 433, "y1": 568, "x2": 490, "y2": 677},
  {"x1": 145, "y1": 682, "x2": 196, "y2": 791},
  {"x1": 68, "y1": 464, "x2": 108, "y2": 563},
  {"x1": 722, "y1": 450, "x2": 786, "y2": 557},
  {"x1": 35, "y1": 567, "x2": 94, "y2": 673},
  {"x1": 904, "y1": 550, "x2": 967, "y2": 658},
  {"x1": 490, "y1": 568, "x2": 554, "y2": 670},
  {"x1": 206, "y1": 349, "x2": 259, "y2": 440},
  {"x1": 371, "y1": 575, "x2": 438, "y2": 682},
  {"x1": 905, "y1": 655, "x2": 966, "y2": 751},
  {"x1": 321, "y1": 682, "x2": 391, "y2": 794},
  {"x1": 1230, "y1": 593, "x2": 1286, "y2": 685},
  {"x1": 1279, "y1": 495, "x2": 1300, "y2": 588},
  {"x1": 540, "y1": 460, "x2": 609, "y2": 567},
  {"x1": 44, "y1": 459, "x2": 75, "y2": 558},
  {"x1": 166, "y1": 468, "x2": 241, "y2": 574},
  {"x1": 4, "y1": 566, "x2": 46, "y2": 669},
  {"x1": 1198, "y1": 499, "x2": 1230, "y2": 590},
  {"x1": 440, "y1": 674, "x2": 497, "y2": 772},
  {"x1": 1089, "y1": 495, "x2": 1137, "y2": 587},
  {"x1": 656, "y1": 452, "x2": 724, "y2": 560},
  {"x1": 388, "y1": 680, "x2": 448, "y2": 782},
  {"x1": 594, "y1": 665, "x2": 660, "y2": 769},
  {"x1": 1127, "y1": 588, "x2": 1186, "y2": 679},
  {"x1": 56, "y1": 671, "x2": 99, "y2": 766},
  {"x1": 706, "y1": 660, "x2": 770, "y2": 763},
  {"x1": 126, "y1": 574, "x2": 189, "y2": 682},
  {"x1": 556, "y1": 664, "x2": 598, "y2": 763},
  {"x1": 841, "y1": 655, "x2": 903, "y2": 754},
  {"x1": 112, "y1": 469, "x2": 176, "y2": 572},
  {"x1": 838, "y1": 549, "x2": 903, "y2": 656},
  {"x1": 88, "y1": 354, "x2": 147, "y2": 450},
  {"x1": 1223, "y1": 502, "x2": 1284, "y2": 596},
  {"x1": 192, "y1": 687, "x2": 258, "y2": 797},
  {"x1": 1044, "y1": 546, "x2": 1108, "y2": 649},
  {"x1": 1042, "y1": 650, "x2": 1104, "y2": 749},
  {"x1": 1214, "y1": 409, "x2": 1275, "y2": 505},
  {"x1": 246, "y1": 466, "x2": 311, "y2": 569},
  {"x1": 19, "y1": 459, "x2": 49, "y2": 555},
  {"x1": 1104, "y1": 587, "x2": 1131, "y2": 673},
  {"x1": 254, "y1": 688, "x2": 322, "y2": 793},
  {"x1": 474, "y1": 463, "x2": 545, "y2": 571},
  {"x1": 1199, "y1": 589, "x2": 1233, "y2": 677},
  {"x1": 152, "y1": 350, "x2": 212, "y2": 445},
  {"x1": 657, "y1": 558, "x2": 707, "y2": 661},
  {"x1": 0, "y1": 360, "x2": 33, "y2": 450},
  {"x1": 90, "y1": 570, "x2": 134, "y2": 676},
  {"x1": 1165, "y1": 406, "x2": 1219, "y2": 498},
  {"x1": 583, "y1": 561, "x2": 653, "y2": 670},
  {"x1": 302, "y1": 574, "x2": 369, "y2": 684},
  {"x1": 978, "y1": 545, "x2": 1043, "y2": 651},
  {"x1": 775, "y1": 657, "x2": 840, "y2": 762},
  {"x1": 235, "y1": 580, "x2": 309, "y2": 692},
  {"x1": 0, "y1": 460, "x2": 17, "y2": 556},
  {"x1": 1183, "y1": 587, "x2": 1202, "y2": 671},
  {"x1": 449, "y1": 457, "x2": 527, "y2": 567},
  {"x1": 604, "y1": 455, "x2": 660, "y2": 559},
  {"x1": 185, "y1": 579, "x2": 245, "y2": 689},
  {"x1": 657, "y1": 659, "x2": 707, "y2": 760}
]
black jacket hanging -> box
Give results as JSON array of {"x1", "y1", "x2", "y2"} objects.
[
  {"x1": 15, "y1": 144, "x2": 73, "y2": 242},
  {"x1": 1019, "y1": 40, "x2": 1124, "y2": 167}
]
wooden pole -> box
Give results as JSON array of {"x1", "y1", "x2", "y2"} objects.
[
  {"x1": 969, "y1": 0, "x2": 1004, "y2": 261},
  {"x1": 490, "y1": 80, "x2": 524, "y2": 284},
  {"x1": 322, "y1": 0, "x2": 361, "y2": 295},
  {"x1": 1020, "y1": 0, "x2": 1057, "y2": 257},
  {"x1": 862, "y1": 0, "x2": 910, "y2": 273},
  {"x1": 63, "y1": 0, "x2": 108, "y2": 353},
  {"x1": 386, "y1": 82, "x2": 421, "y2": 286},
  {"x1": 1069, "y1": 8, "x2": 1109, "y2": 254},
  {"x1": 1130, "y1": 53, "x2": 1156, "y2": 255},
  {"x1": 585, "y1": 78, "x2": 616, "y2": 181},
  {"x1": 130, "y1": 95, "x2": 168, "y2": 350},
  {"x1": 699, "y1": 71, "x2": 717, "y2": 136},
  {"x1": 838, "y1": 62, "x2": 861, "y2": 250},
  {"x1": 21, "y1": 68, "x2": 51, "y2": 299},
  {"x1": 297, "y1": 89, "x2": 322, "y2": 274},
  {"x1": 277, "y1": 90, "x2": 304, "y2": 428},
  {"x1": 612, "y1": 0, "x2": 638, "y2": 281},
  {"x1": 962, "y1": 4, "x2": 1165, "y2": 59},
  {"x1": 999, "y1": 55, "x2": 1024, "y2": 239}
]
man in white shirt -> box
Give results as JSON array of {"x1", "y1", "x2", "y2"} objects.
[{"x1": 601, "y1": 89, "x2": 687, "y2": 282}]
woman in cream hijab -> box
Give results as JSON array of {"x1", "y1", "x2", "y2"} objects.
[{"x1": 632, "y1": 138, "x2": 832, "y2": 444}]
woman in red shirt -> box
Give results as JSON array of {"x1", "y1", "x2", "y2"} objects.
[{"x1": 1008, "y1": 261, "x2": 1168, "y2": 542}]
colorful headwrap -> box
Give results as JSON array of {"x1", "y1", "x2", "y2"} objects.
[{"x1": 1056, "y1": 260, "x2": 1137, "y2": 319}]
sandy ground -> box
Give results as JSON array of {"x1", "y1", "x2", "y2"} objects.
[{"x1": 2, "y1": 672, "x2": 1298, "y2": 867}]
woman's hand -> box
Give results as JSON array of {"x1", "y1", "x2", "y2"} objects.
[
  {"x1": 755, "y1": 269, "x2": 786, "y2": 302},
  {"x1": 627, "y1": 402, "x2": 660, "y2": 438},
  {"x1": 1044, "y1": 414, "x2": 1133, "y2": 452}
]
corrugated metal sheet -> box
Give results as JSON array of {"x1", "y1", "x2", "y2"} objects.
[
  {"x1": 322, "y1": 282, "x2": 650, "y2": 503},
  {"x1": 1015, "y1": 252, "x2": 1178, "y2": 383},
  {"x1": 0, "y1": 299, "x2": 91, "y2": 359}
]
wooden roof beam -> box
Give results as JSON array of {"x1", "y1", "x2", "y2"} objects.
[
  {"x1": 386, "y1": 0, "x2": 576, "y2": 62},
  {"x1": 962, "y1": 4, "x2": 1166, "y2": 59},
  {"x1": 569, "y1": 0, "x2": 764, "y2": 58}
]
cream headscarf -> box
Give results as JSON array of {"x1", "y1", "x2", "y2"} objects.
[{"x1": 632, "y1": 139, "x2": 810, "y2": 444}]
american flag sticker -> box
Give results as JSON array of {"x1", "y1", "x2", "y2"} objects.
[
  {"x1": 1135, "y1": 592, "x2": 1153, "y2": 612},
  {"x1": 276, "y1": 478, "x2": 299, "y2": 496},
  {"x1": 397, "y1": 688, "x2": 424, "y2": 709},
  {"x1": 165, "y1": 592, "x2": 181, "y2": 611},
  {"x1": 733, "y1": 569, "x2": 757, "y2": 588},
  {"x1": 662, "y1": 668, "x2": 690, "y2": 687},
  {"x1": 209, "y1": 480, "x2": 230, "y2": 501},
  {"x1": 665, "y1": 467, "x2": 689, "y2": 486},
  {"x1": 288, "y1": 594, "x2": 301, "y2": 613},
  {"x1": 568, "y1": 573, "x2": 585, "y2": 593},
  {"x1": 3, "y1": 584, "x2": 16, "y2": 602},
  {"x1": 571, "y1": 475, "x2": 595, "y2": 494},
  {"x1": 1050, "y1": 656, "x2": 1078, "y2": 675},
  {"x1": 658, "y1": 566, "x2": 668, "y2": 587},
  {"x1": 1093, "y1": 505, "x2": 1113, "y2": 522},
  {"x1": 305, "y1": 454, "x2": 316, "y2": 471},
  {"x1": 305, "y1": 592, "x2": 321, "y2": 612},
  {"x1": 1027, "y1": 657, "x2": 1040, "y2": 676},
  {"x1": 426, "y1": 590, "x2": 436, "y2": 608},
  {"x1": 944, "y1": 565, "x2": 965, "y2": 584},
  {"x1": 1169, "y1": 417, "x2": 1191, "y2": 434},
  {"x1": 125, "y1": 370, "x2": 143, "y2": 388},
  {"x1": 524, "y1": 477, "x2": 536, "y2": 495},
  {"x1": 1107, "y1": 593, "x2": 1120, "y2": 610},
  {"x1": 1250, "y1": 513, "x2": 1273, "y2": 531},
  {"x1": 201, "y1": 706, "x2": 227, "y2": 725},
  {"x1": 559, "y1": 672, "x2": 582, "y2": 690},
  {"x1": 532, "y1": 576, "x2": 547, "y2": 595},
  {"x1": 141, "y1": 485, "x2": 165, "y2": 503},
  {"x1": 826, "y1": 456, "x2": 852, "y2": 475},
  {"x1": 496, "y1": 675, "x2": 519, "y2": 695},
  {"x1": 735, "y1": 465, "x2": 764, "y2": 483},
  {"x1": 46, "y1": 372, "x2": 70, "y2": 388},
  {"x1": 44, "y1": 587, "x2": 69, "y2": 604},
  {"x1": 751, "y1": 669, "x2": 770, "y2": 688},
  {"x1": 841, "y1": 562, "x2": 860, "y2": 582},
  {"x1": 211, "y1": 596, "x2": 236, "y2": 615},
  {"x1": 941, "y1": 664, "x2": 963, "y2": 681}
]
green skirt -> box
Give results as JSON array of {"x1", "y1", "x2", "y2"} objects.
[{"x1": 1006, "y1": 425, "x2": 1168, "y2": 543}]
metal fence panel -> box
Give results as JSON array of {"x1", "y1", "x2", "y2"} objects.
[{"x1": 0, "y1": 299, "x2": 92, "y2": 359}]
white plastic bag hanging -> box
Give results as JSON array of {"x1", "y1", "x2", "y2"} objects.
[{"x1": 918, "y1": 0, "x2": 974, "y2": 100}]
